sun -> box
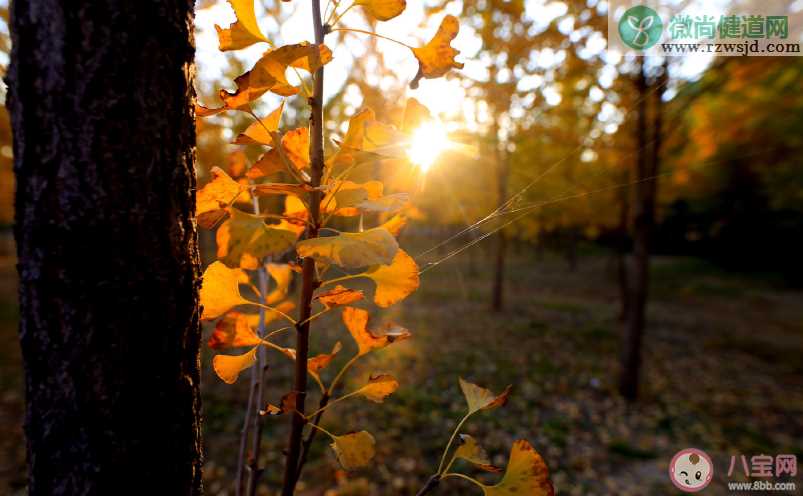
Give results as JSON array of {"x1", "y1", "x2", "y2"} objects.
[{"x1": 408, "y1": 121, "x2": 450, "y2": 172}]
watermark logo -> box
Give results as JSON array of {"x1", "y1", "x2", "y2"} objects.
[
  {"x1": 618, "y1": 5, "x2": 664, "y2": 49},
  {"x1": 669, "y1": 448, "x2": 714, "y2": 493}
]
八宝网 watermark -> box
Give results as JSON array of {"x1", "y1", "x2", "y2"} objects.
[{"x1": 668, "y1": 449, "x2": 798, "y2": 493}]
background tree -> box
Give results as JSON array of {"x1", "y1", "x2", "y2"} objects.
[{"x1": 7, "y1": 1, "x2": 203, "y2": 494}]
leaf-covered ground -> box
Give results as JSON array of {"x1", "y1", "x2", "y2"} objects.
[{"x1": 1, "y1": 233, "x2": 802, "y2": 495}]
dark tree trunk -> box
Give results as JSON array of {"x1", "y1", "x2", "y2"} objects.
[
  {"x1": 616, "y1": 186, "x2": 630, "y2": 322},
  {"x1": 619, "y1": 58, "x2": 667, "y2": 401},
  {"x1": 491, "y1": 124, "x2": 508, "y2": 312},
  {"x1": 7, "y1": 1, "x2": 202, "y2": 494}
]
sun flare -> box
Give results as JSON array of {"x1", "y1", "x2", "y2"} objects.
[{"x1": 408, "y1": 122, "x2": 450, "y2": 172}]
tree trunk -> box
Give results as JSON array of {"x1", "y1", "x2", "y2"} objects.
[
  {"x1": 619, "y1": 58, "x2": 666, "y2": 401},
  {"x1": 491, "y1": 126, "x2": 508, "y2": 312},
  {"x1": 616, "y1": 186, "x2": 630, "y2": 322},
  {"x1": 8, "y1": 1, "x2": 202, "y2": 494}
]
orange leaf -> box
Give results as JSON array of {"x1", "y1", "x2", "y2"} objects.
[
  {"x1": 315, "y1": 285, "x2": 365, "y2": 308},
  {"x1": 216, "y1": 208, "x2": 296, "y2": 269},
  {"x1": 247, "y1": 128, "x2": 310, "y2": 177},
  {"x1": 252, "y1": 182, "x2": 313, "y2": 198},
  {"x1": 482, "y1": 440, "x2": 554, "y2": 496},
  {"x1": 296, "y1": 228, "x2": 398, "y2": 268},
  {"x1": 330, "y1": 431, "x2": 376, "y2": 470},
  {"x1": 454, "y1": 435, "x2": 502, "y2": 473},
  {"x1": 233, "y1": 100, "x2": 285, "y2": 145},
  {"x1": 355, "y1": 0, "x2": 406, "y2": 21},
  {"x1": 342, "y1": 307, "x2": 411, "y2": 356},
  {"x1": 308, "y1": 341, "x2": 343, "y2": 375},
  {"x1": 379, "y1": 214, "x2": 408, "y2": 237},
  {"x1": 353, "y1": 374, "x2": 399, "y2": 403},
  {"x1": 266, "y1": 263, "x2": 293, "y2": 305},
  {"x1": 410, "y1": 15, "x2": 464, "y2": 89},
  {"x1": 213, "y1": 346, "x2": 259, "y2": 384},
  {"x1": 215, "y1": 0, "x2": 269, "y2": 51},
  {"x1": 200, "y1": 262, "x2": 251, "y2": 320},
  {"x1": 362, "y1": 249, "x2": 419, "y2": 307},
  {"x1": 208, "y1": 311, "x2": 262, "y2": 349},
  {"x1": 196, "y1": 167, "x2": 244, "y2": 229},
  {"x1": 458, "y1": 378, "x2": 512, "y2": 414}
]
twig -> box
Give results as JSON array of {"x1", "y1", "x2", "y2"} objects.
[{"x1": 415, "y1": 475, "x2": 441, "y2": 496}]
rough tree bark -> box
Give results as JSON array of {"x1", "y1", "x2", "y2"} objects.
[
  {"x1": 619, "y1": 58, "x2": 667, "y2": 400},
  {"x1": 8, "y1": 1, "x2": 202, "y2": 494}
]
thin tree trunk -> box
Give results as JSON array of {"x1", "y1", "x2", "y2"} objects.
[
  {"x1": 619, "y1": 58, "x2": 666, "y2": 401},
  {"x1": 491, "y1": 124, "x2": 508, "y2": 312},
  {"x1": 7, "y1": 1, "x2": 202, "y2": 494},
  {"x1": 616, "y1": 186, "x2": 630, "y2": 322},
  {"x1": 281, "y1": 1, "x2": 325, "y2": 493}
]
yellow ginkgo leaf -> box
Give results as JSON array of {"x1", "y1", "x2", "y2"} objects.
[
  {"x1": 315, "y1": 285, "x2": 365, "y2": 308},
  {"x1": 410, "y1": 15, "x2": 464, "y2": 89},
  {"x1": 200, "y1": 261, "x2": 251, "y2": 320},
  {"x1": 455, "y1": 435, "x2": 502, "y2": 472},
  {"x1": 323, "y1": 180, "x2": 384, "y2": 216},
  {"x1": 482, "y1": 440, "x2": 554, "y2": 496},
  {"x1": 260, "y1": 391, "x2": 299, "y2": 416},
  {"x1": 379, "y1": 214, "x2": 408, "y2": 237},
  {"x1": 357, "y1": 193, "x2": 409, "y2": 213},
  {"x1": 249, "y1": 128, "x2": 312, "y2": 178},
  {"x1": 327, "y1": 108, "x2": 376, "y2": 168},
  {"x1": 233, "y1": 100, "x2": 285, "y2": 145},
  {"x1": 213, "y1": 346, "x2": 259, "y2": 384},
  {"x1": 342, "y1": 307, "x2": 411, "y2": 356},
  {"x1": 216, "y1": 208, "x2": 296, "y2": 269},
  {"x1": 208, "y1": 311, "x2": 262, "y2": 350},
  {"x1": 353, "y1": 374, "x2": 400, "y2": 403},
  {"x1": 363, "y1": 249, "x2": 419, "y2": 307},
  {"x1": 330, "y1": 431, "x2": 376, "y2": 470},
  {"x1": 266, "y1": 263, "x2": 293, "y2": 304},
  {"x1": 216, "y1": 0, "x2": 269, "y2": 51},
  {"x1": 296, "y1": 228, "x2": 398, "y2": 268},
  {"x1": 251, "y1": 182, "x2": 313, "y2": 198},
  {"x1": 458, "y1": 378, "x2": 512, "y2": 415},
  {"x1": 402, "y1": 97, "x2": 432, "y2": 133},
  {"x1": 196, "y1": 167, "x2": 244, "y2": 229},
  {"x1": 355, "y1": 0, "x2": 406, "y2": 21}
]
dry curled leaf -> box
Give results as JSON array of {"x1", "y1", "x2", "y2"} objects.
[
  {"x1": 261, "y1": 391, "x2": 299, "y2": 416},
  {"x1": 482, "y1": 440, "x2": 554, "y2": 496},
  {"x1": 296, "y1": 228, "x2": 398, "y2": 268},
  {"x1": 455, "y1": 435, "x2": 502, "y2": 473},
  {"x1": 363, "y1": 249, "x2": 419, "y2": 307},
  {"x1": 411, "y1": 15, "x2": 464, "y2": 89},
  {"x1": 459, "y1": 378, "x2": 512, "y2": 414},
  {"x1": 215, "y1": 0, "x2": 269, "y2": 51},
  {"x1": 200, "y1": 261, "x2": 251, "y2": 320},
  {"x1": 342, "y1": 307, "x2": 411, "y2": 356},
  {"x1": 353, "y1": 374, "x2": 400, "y2": 403},
  {"x1": 330, "y1": 431, "x2": 376, "y2": 471},
  {"x1": 208, "y1": 311, "x2": 262, "y2": 350},
  {"x1": 315, "y1": 285, "x2": 365, "y2": 308},
  {"x1": 196, "y1": 167, "x2": 245, "y2": 229},
  {"x1": 213, "y1": 346, "x2": 259, "y2": 384},
  {"x1": 308, "y1": 341, "x2": 343, "y2": 375},
  {"x1": 216, "y1": 208, "x2": 297, "y2": 269},
  {"x1": 355, "y1": 0, "x2": 406, "y2": 21}
]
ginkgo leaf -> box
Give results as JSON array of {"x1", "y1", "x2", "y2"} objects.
[
  {"x1": 362, "y1": 249, "x2": 419, "y2": 307},
  {"x1": 411, "y1": 15, "x2": 464, "y2": 89},
  {"x1": 355, "y1": 0, "x2": 406, "y2": 21},
  {"x1": 274, "y1": 196, "x2": 308, "y2": 236},
  {"x1": 315, "y1": 285, "x2": 365, "y2": 308},
  {"x1": 296, "y1": 228, "x2": 398, "y2": 268},
  {"x1": 455, "y1": 435, "x2": 502, "y2": 473},
  {"x1": 249, "y1": 128, "x2": 311, "y2": 178},
  {"x1": 213, "y1": 346, "x2": 259, "y2": 384},
  {"x1": 221, "y1": 43, "x2": 332, "y2": 109},
  {"x1": 330, "y1": 431, "x2": 376, "y2": 470},
  {"x1": 402, "y1": 97, "x2": 432, "y2": 133},
  {"x1": 216, "y1": 0, "x2": 269, "y2": 51},
  {"x1": 482, "y1": 440, "x2": 554, "y2": 496},
  {"x1": 227, "y1": 150, "x2": 249, "y2": 178},
  {"x1": 327, "y1": 108, "x2": 376, "y2": 168},
  {"x1": 289, "y1": 44, "x2": 334, "y2": 73},
  {"x1": 196, "y1": 167, "x2": 245, "y2": 229},
  {"x1": 201, "y1": 262, "x2": 251, "y2": 320},
  {"x1": 353, "y1": 374, "x2": 399, "y2": 403},
  {"x1": 342, "y1": 307, "x2": 411, "y2": 356},
  {"x1": 357, "y1": 193, "x2": 409, "y2": 213},
  {"x1": 323, "y1": 180, "x2": 384, "y2": 216},
  {"x1": 379, "y1": 214, "x2": 408, "y2": 237},
  {"x1": 234, "y1": 100, "x2": 285, "y2": 145},
  {"x1": 266, "y1": 263, "x2": 293, "y2": 304},
  {"x1": 308, "y1": 341, "x2": 343, "y2": 375},
  {"x1": 260, "y1": 391, "x2": 299, "y2": 416},
  {"x1": 208, "y1": 311, "x2": 262, "y2": 349},
  {"x1": 248, "y1": 149, "x2": 284, "y2": 178},
  {"x1": 252, "y1": 182, "x2": 313, "y2": 198},
  {"x1": 458, "y1": 378, "x2": 512, "y2": 415},
  {"x1": 216, "y1": 208, "x2": 296, "y2": 269}
]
